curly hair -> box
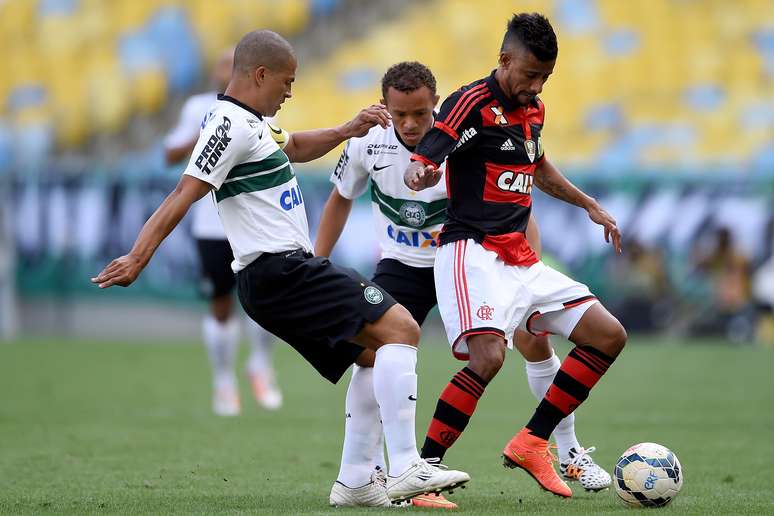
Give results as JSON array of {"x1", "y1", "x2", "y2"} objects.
[
  {"x1": 501, "y1": 13, "x2": 558, "y2": 62},
  {"x1": 381, "y1": 61, "x2": 437, "y2": 99}
]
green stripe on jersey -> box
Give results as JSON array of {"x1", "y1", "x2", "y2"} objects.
[
  {"x1": 226, "y1": 149, "x2": 289, "y2": 180},
  {"x1": 216, "y1": 164, "x2": 294, "y2": 202},
  {"x1": 369, "y1": 179, "x2": 447, "y2": 229}
]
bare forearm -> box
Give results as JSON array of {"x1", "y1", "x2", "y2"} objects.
[
  {"x1": 314, "y1": 190, "x2": 353, "y2": 256},
  {"x1": 164, "y1": 139, "x2": 198, "y2": 165},
  {"x1": 285, "y1": 127, "x2": 348, "y2": 163},
  {"x1": 534, "y1": 159, "x2": 594, "y2": 209}
]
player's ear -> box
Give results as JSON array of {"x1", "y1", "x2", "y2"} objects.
[
  {"x1": 254, "y1": 66, "x2": 268, "y2": 86},
  {"x1": 498, "y1": 51, "x2": 511, "y2": 68},
  {"x1": 379, "y1": 98, "x2": 386, "y2": 106},
  {"x1": 433, "y1": 94, "x2": 440, "y2": 106}
]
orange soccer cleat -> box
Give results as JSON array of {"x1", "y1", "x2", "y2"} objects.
[
  {"x1": 411, "y1": 492, "x2": 458, "y2": 509},
  {"x1": 502, "y1": 428, "x2": 572, "y2": 498}
]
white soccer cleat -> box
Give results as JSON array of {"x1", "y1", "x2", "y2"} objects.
[
  {"x1": 248, "y1": 369, "x2": 283, "y2": 410},
  {"x1": 329, "y1": 467, "x2": 393, "y2": 507},
  {"x1": 386, "y1": 458, "x2": 470, "y2": 502},
  {"x1": 560, "y1": 446, "x2": 612, "y2": 491},
  {"x1": 212, "y1": 383, "x2": 241, "y2": 417}
]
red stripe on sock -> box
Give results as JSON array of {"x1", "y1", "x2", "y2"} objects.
[
  {"x1": 574, "y1": 348, "x2": 610, "y2": 373},
  {"x1": 440, "y1": 382, "x2": 479, "y2": 415},
  {"x1": 456, "y1": 371, "x2": 484, "y2": 397},
  {"x1": 561, "y1": 355, "x2": 602, "y2": 389},
  {"x1": 426, "y1": 418, "x2": 463, "y2": 449},
  {"x1": 544, "y1": 384, "x2": 581, "y2": 415}
]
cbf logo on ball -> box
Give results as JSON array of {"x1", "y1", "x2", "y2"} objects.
[
  {"x1": 364, "y1": 286, "x2": 384, "y2": 305},
  {"x1": 399, "y1": 201, "x2": 426, "y2": 228}
]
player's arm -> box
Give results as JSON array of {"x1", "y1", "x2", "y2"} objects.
[
  {"x1": 405, "y1": 90, "x2": 477, "y2": 190},
  {"x1": 91, "y1": 176, "x2": 211, "y2": 288},
  {"x1": 314, "y1": 188, "x2": 354, "y2": 257},
  {"x1": 164, "y1": 98, "x2": 203, "y2": 165},
  {"x1": 164, "y1": 137, "x2": 198, "y2": 165},
  {"x1": 534, "y1": 158, "x2": 622, "y2": 253},
  {"x1": 283, "y1": 104, "x2": 391, "y2": 163}
]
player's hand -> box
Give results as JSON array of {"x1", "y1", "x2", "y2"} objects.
[
  {"x1": 91, "y1": 254, "x2": 144, "y2": 288},
  {"x1": 586, "y1": 202, "x2": 622, "y2": 254},
  {"x1": 404, "y1": 161, "x2": 442, "y2": 191},
  {"x1": 341, "y1": 104, "x2": 391, "y2": 138}
]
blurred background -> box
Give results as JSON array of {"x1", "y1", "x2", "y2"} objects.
[{"x1": 1, "y1": 0, "x2": 773, "y2": 345}]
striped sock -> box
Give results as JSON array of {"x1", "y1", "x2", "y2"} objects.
[
  {"x1": 420, "y1": 367, "x2": 487, "y2": 460},
  {"x1": 526, "y1": 345, "x2": 616, "y2": 440}
]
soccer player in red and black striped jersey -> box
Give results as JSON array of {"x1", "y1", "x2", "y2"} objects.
[{"x1": 405, "y1": 13, "x2": 627, "y2": 498}]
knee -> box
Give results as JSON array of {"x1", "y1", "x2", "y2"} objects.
[
  {"x1": 385, "y1": 304, "x2": 421, "y2": 346},
  {"x1": 468, "y1": 337, "x2": 506, "y2": 382},
  {"x1": 602, "y1": 319, "x2": 627, "y2": 356},
  {"x1": 515, "y1": 331, "x2": 553, "y2": 362}
]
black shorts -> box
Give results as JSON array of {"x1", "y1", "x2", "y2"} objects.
[
  {"x1": 372, "y1": 258, "x2": 437, "y2": 326},
  {"x1": 237, "y1": 249, "x2": 397, "y2": 384},
  {"x1": 196, "y1": 239, "x2": 236, "y2": 299}
]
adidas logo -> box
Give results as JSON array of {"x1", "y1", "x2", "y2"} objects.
[{"x1": 500, "y1": 138, "x2": 516, "y2": 151}]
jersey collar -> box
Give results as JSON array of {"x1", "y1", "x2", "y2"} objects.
[
  {"x1": 485, "y1": 69, "x2": 539, "y2": 112},
  {"x1": 217, "y1": 94, "x2": 264, "y2": 120}
]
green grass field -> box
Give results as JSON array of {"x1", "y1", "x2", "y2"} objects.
[{"x1": 1, "y1": 336, "x2": 773, "y2": 514}]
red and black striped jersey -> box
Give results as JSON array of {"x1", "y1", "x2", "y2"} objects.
[{"x1": 412, "y1": 70, "x2": 545, "y2": 266}]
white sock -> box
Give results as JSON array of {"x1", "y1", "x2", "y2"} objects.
[
  {"x1": 525, "y1": 351, "x2": 580, "y2": 462},
  {"x1": 336, "y1": 365, "x2": 384, "y2": 487},
  {"x1": 245, "y1": 319, "x2": 275, "y2": 375},
  {"x1": 372, "y1": 344, "x2": 420, "y2": 477},
  {"x1": 202, "y1": 314, "x2": 240, "y2": 389}
]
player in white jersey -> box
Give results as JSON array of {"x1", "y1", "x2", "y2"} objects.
[
  {"x1": 315, "y1": 62, "x2": 610, "y2": 508},
  {"x1": 164, "y1": 48, "x2": 282, "y2": 416},
  {"x1": 92, "y1": 30, "x2": 469, "y2": 506}
]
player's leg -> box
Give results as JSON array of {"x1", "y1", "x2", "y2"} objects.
[
  {"x1": 504, "y1": 265, "x2": 626, "y2": 497},
  {"x1": 420, "y1": 333, "x2": 504, "y2": 460},
  {"x1": 514, "y1": 330, "x2": 611, "y2": 491},
  {"x1": 244, "y1": 319, "x2": 282, "y2": 410},
  {"x1": 198, "y1": 239, "x2": 241, "y2": 416},
  {"x1": 335, "y1": 260, "x2": 434, "y2": 490},
  {"x1": 421, "y1": 240, "x2": 522, "y2": 462},
  {"x1": 352, "y1": 304, "x2": 470, "y2": 501}
]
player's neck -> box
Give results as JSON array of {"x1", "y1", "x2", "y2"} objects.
[{"x1": 223, "y1": 82, "x2": 265, "y2": 117}]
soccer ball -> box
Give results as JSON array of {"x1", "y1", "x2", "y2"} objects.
[{"x1": 614, "y1": 442, "x2": 683, "y2": 508}]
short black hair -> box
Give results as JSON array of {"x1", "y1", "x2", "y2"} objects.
[
  {"x1": 381, "y1": 61, "x2": 437, "y2": 99},
  {"x1": 233, "y1": 29, "x2": 295, "y2": 74},
  {"x1": 501, "y1": 13, "x2": 557, "y2": 62}
]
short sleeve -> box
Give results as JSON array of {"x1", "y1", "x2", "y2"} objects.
[
  {"x1": 183, "y1": 113, "x2": 247, "y2": 190},
  {"x1": 330, "y1": 138, "x2": 369, "y2": 199},
  {"x1": 413, "y1": 88, "x2": 482, "y2": 167},
  {"x1": 164, "y1": 97, "x2": 205, "y2": 149}
]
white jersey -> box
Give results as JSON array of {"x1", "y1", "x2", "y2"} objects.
[
  {"x1": 331, "y1": 124, "x2": 447, "y2": 268},
  {"x1": 165, "y1": 92, "x2": 224, "y2": 240},
  {"x1": 183, "y1": 94, "x2": 311, "y2": 272}
]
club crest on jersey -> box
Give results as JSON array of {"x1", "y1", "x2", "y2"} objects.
[
  {"x1": 399, "y1": 201, "x2": 426, "y2": 228},
  {"x1": 490, "y1": 106, "x2": 508, "y2": 125},
  {"x1": 476, "y1": 303, "x2": 494, "y2": 320},
  {"x1": 195, "y1": 116, "x2": 232, "y2": 174},
  {"x1": 524, "y1": 139, "x2": 536, "y2": 162},
  {"x1": 364, "y1": 286, "x2": 384, "y2": 305}
]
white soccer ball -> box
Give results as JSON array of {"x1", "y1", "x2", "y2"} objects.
[{"x1": 614, "y1": 442, "x2": 683, "y2": 508}]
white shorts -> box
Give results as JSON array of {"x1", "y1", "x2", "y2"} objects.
[{"x1": 434, "y1": 239, "x2": 598, "y2": 360}]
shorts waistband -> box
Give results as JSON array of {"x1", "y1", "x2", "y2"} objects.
[{"x1": 257, "y1": 248, "x2": 313, "y2": 261}]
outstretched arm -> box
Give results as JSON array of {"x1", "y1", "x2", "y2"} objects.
[
  {"x1": 283, "y1": 104, "x2": 391, "y2": 163},
  {"x1": 534, "y1": 158, "x2": 622, "y2": 253},
  {"x1": 314, "y1": 188, "x2": 354, "y2": 257},
  {"x1": 91, "y1": 175, "x2": 212, "y2": 288}
]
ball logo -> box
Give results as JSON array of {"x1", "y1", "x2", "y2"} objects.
[
  {"x1": 644, "y1": 471, "x2": 658, "y2": 490},
  {"x1": 399, "y1": 201, "x2": 426, "y2": 228},
  {"x1": 364, "y1": 286, "x2": 384, "y2": 305},
  {"x1": 476, "y1": 303, "x2": 494, "y2": 320}
]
